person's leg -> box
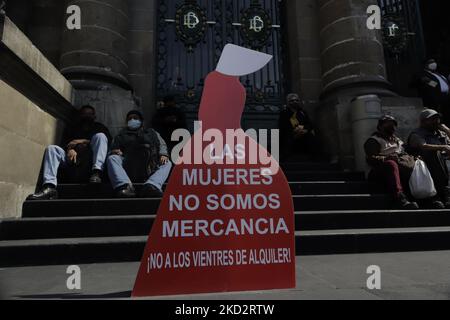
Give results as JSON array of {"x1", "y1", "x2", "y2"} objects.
[
  {"x1": 107, "y1": 155, "x2": 132, "y2": 189},
  {"x1": 423, "y1": 151, "x2": 449, "y2": 195},
  {"x1": 376, "y1": 160, "x2": 418, "y2": 209},
  {"x1": 90, "y1": 133, "x2": 108, "y2": 171},
  {"x1": 377, "y1": 160, "x2": 403, "y2": 196},
  {"x1": 145, "y1": 161, "x2": 173, "y2": 192},
  {"x1": 89, "y1": 133, "x2": 109, "y2": 183},
  {"x1": 303, "y1": 132, "x2": 321, "y2": 159},
  {"x1": 107, "y1": 154, "x2": 136, "y2": 198},
  {"x1": 42, "y1": 145, "x2": 67, "y2": 187},
  {"x1": 27, "y1": 145, "x2": 66, "y2": 200}
]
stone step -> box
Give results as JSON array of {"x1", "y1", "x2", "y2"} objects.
[
  {"x1": 281, "y1": 162, "x2": 340, "y2": 171},
  {"x1": 21, "y1": 195, "x2": 392, "y2": 218},
  {"x1": 3, "y1": 210, "x2": 450, "y2": 241},
  {"x1": 55, "y1": 181, "x2": 374, "y2": 199},
  {"x1": 4, "y1": 226, "x2": 450, "y2": 266},
  {"x1": 286, "y1": 171, "x2": 365, "y2": 181}
]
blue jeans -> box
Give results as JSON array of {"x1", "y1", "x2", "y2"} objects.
[
  {"x1": 42, "y1": 133, "x2": 109, "y2": 186},
  {"x1": 107, "y1": 154, "x2": 172, "y2": 191}
]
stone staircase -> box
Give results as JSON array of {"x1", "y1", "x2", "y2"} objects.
[{"x1": 2, "y1": 161, "x2": 450, "y2": 267}]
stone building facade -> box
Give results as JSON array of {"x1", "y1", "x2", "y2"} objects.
[{"x1": 1, "y1": 0, "x2": 446, "y2": 217}]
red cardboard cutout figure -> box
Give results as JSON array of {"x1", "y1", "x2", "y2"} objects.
[{"x1": 132, "y1": 44, "x2": 296, "y2": 297}]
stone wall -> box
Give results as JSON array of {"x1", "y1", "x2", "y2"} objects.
[
  {"x1": 0, "y1": 80, "x2": 65, "y2": 219},
  {"x1": 0, "y1": 16, "x2": 74, "y2": 218}
]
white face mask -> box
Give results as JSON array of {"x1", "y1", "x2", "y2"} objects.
[
  {"x1": 128, "y1": 119, "x2": 142, "y2": 130},
  {"x1": 428, "y1": 63, "x2": 438, "y2": 71}
]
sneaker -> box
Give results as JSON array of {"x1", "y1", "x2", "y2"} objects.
[
  {"x1": 89, "y1": 170, "x2": 102, "y2": 184},
  {"x1": 115, "y1": 184, "x2": 136, "y2": 198},
  {"x1": 140, "y1": 184, "x2": 163, "y2": 198},
  {"x1": 394, "y1": 193, "x2": 419, "y2": 210},
  {"x1": 27, "y1": 184, "x2": 58, "y2": 201}
]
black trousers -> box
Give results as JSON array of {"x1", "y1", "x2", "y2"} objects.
[{"x1": 421, "y1": 151, "x2": 449, "y2": 197}]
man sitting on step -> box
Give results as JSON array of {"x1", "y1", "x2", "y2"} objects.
[
  {"x1": 27, "y1": 105, "x2": 111, "y2": 200},
  {"x1": 407, "y1": 109, "x2": 450, "y2": 209},
  {"x1": 279, "y1": 93, "x2": 320, "y2": 161},
  {"x1": 107, "y1": 110, "x2": 172, "y2": 198},
  {"x1": 364, "y1": 115, "x2": 419, "y2": 210}
]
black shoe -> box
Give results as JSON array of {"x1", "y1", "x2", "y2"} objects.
[
  {"x1": 89, "y1": 170, "x2": 102, "y2": 184},
  {"x1": 442, "y1": 187, "x2": 450, "y2": 209},
  {"x1": 140, "y1": 184, "x2": 163, "y2": 198},
  {"x1": 394, "y1": 193, "x2": 419, "y2": 210},
  {"x1": 431, "y1": 200, "x2": 446, "y2": 210},
  {"x1": 115, "y1": 184, "x2": 136, "y2": 198},
  {"x1": 27, "y1": 184, "x2": 58, "y2": 201}
]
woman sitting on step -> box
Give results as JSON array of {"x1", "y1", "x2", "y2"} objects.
[{"x1": 364, "y1": 115, "x2": 420, "y2": 210}]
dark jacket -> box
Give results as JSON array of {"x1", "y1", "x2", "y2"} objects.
[
  {"x1": 111, "y1": 127, "x2": 169, "y2": 181},
  {"x1": 412, "y1": 70, "x2": 450, "y2": 112},
  {"x1": 407, "y1": 127, "x2": 450, "y2": 156},
  {"x1": 279, "y1": 107, "x2": 314, "y2": 135},
  {"x1": 152, "y1": 106, "x2": 187, "y2": 150},
  {"x1": 61, "y1": 122, "x2": 111, "y2": 149},
  {"x1": 111, "y1": 127, "x2": 168, "y2": 157}
]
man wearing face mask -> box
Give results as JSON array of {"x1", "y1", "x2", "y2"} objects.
[
  {"x1": 415, "y1": 59, "x2": 450, "y2": 124},
  {"x1": 107, "y1": 110, "x2": 172, "y2": 198},
  {"x1": 279, "y1": 93, "x2": 319, "y2": 161},
  {"x1": 27, "y1": 105, "x2": 111, "y2": 200},
  {"x1": 408, "y1": 109, "x2": 450, "y2": 209},
  {"x1": 364, "y1": 115, "x2": 419, "y2": 210}
]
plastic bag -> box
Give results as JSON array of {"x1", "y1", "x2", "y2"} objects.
[{"x1": 409, "y1": 160, "x2": 437, "y2": 199}]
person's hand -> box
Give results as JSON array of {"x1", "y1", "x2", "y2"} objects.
[
  {"x1": 442, "y1": 145, "x2": 450, "y2": 153},
  {"x1": 111, "y1": 149, "x2": 123, "y2": 156},
  {"x1": 386, "y1": 154, "x2": 400, "y2": 161},
  {"x1": 164, "y1": 116, "x2": 178, "y2": 124},
  {"x1": 293, "y1": 126, "x2": 308, "y2": 138},
  {"x1": 67, "y1": 149, "x2": 78, "y2": 164},
  {"x1": 67, "y1": 139, "x2": 89, "y2": 149},
  {"x1": 160, "y1": 156, "x2": 170, "y2": 165}
]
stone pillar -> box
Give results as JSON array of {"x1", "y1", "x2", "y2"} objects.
[
  {"x1": 284, "y1": 0, "x2": 323, "y2": 116},
  {"x1": 28, "y1": 0, "x2": 65, "y2": 67},
  {"x1": 128, "y1": 0, "x2": 157, "y2": 126},
  {"x1": 318, "y1": 0, "x2": 390, "y2": 96},
  {"x1": 60, "y1": 0, "x2": 137, "y2": 136},
  {"x1": 350, "y1": 95, "x2": 382, "y2": 172},
  {"x1": 60, "y1": 0, "x2": 130, "y2": 86},
  {"x1": 317, "y1": 0, "x2": 395, "y2": 169}
]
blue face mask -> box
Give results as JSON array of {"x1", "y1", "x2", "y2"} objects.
[{"x1": 128, "y1": 119, "x2": 142, "y2": 130}]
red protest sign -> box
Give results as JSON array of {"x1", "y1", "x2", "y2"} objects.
[{"x1": 132, "y1": 45, "x2": 296, "y2": 297}]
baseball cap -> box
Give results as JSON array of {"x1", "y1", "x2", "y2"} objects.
[
  {"x1": 378, "y1": 114, "x2": 398, "y2": 127},
  {"x1": 420, "y1": 109, "x2": 441, "y2": 121}
]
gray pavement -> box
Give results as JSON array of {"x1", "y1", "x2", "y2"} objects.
[{"x1": 1, "y1": 251, "x2": 450, "y2": 300}]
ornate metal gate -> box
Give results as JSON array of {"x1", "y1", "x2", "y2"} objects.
[
  {"x1": 378, "y1": 0, "x2": 426, "y2": 96},
  {"x1": 155, "y1": 0, "x2": 286, "y2": 130}
]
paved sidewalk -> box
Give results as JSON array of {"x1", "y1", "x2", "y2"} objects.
[{"x1": 1, "y1": 251, "x2": 450, "y2": 300}]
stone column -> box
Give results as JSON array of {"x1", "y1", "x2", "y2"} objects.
[
  {"x1": 28, "y1": 0, "x2": 65, "y2": 67},
  {"x1": 128, "y1": 0, "x2": 157, "y2": 126},
  {"x1": 284, "y1": 0, "x2": 322, "y2": 114},
  {"x1": 317, "y1": 0, "x2": 395, "y2": 169},
  {"x1": 60, "y1": 0, "x2": 130, "y2": 87},
  {"x1": 60, "y1": 0, "x2": 137, "y2": 136},
  {"x1": 318, "y1": 0, "x2": 390, "y2": 96}
]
